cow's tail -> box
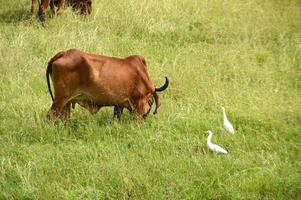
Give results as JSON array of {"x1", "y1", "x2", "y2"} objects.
[{"x1": 46, "y1": 51, "x2": 65, "y2": 101}]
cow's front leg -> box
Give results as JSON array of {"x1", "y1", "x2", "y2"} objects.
[{"x1": 113, "y1": 106, "x2": 123, "y2": 120}]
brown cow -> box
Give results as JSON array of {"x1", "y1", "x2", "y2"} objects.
[
  {"x1": 46, "y1": 49, "x2": 169, "y2": 122},
  {"x1": 31, "y1": 0, "x2": 92, "y2": 22}
]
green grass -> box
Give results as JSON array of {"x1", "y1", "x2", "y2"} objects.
[{"x1": 0, "y1": 0, "x2": 300, "y2": 199}]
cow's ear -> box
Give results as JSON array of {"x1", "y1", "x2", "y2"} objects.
[{"x1": 153, "y1": 92, "x2": 160, "y2": 114}]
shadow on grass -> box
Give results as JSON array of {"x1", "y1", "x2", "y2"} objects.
[{"x1": 0, "y1": 8, "x2": 30, "y2": 24}]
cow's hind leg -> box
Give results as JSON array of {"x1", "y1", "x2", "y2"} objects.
[
  {"x1": 113, "y1": 106, "x2": 123, "y2": 120},
  {"x1": 38, "y1": 0, "x2": 51, "y2": 22},
  {"x1": 61, "y1": 102, "x2": 71, "y2": 124},
  {"x1": 56, "y1": 0, "x2": 66, "y2": 15},
  {"x1": 50, "y1": 0, "x2": 57, "y2": 16},
  {"x1": 48, "y1": 98, "x2": 69, "y2": 122},
  {"x1": 31, "y1": 0, "x2": 37, "y2": 16}
]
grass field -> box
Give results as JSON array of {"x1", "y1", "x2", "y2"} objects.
[{"x1": 0, "y1": 0, "x2": 300, "y2": 199}]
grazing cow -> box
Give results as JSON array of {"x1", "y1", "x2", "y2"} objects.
[
  {"x1": 46, "y1": 49, "x2": 169, "y2": 122},
  {"x1": 31, "y1": 0, "x2": 92, "y2": 22}
]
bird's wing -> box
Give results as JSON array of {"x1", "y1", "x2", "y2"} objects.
[
  {"x1": 224, "y1": 120, "x2": 235, "y2": 133},
  {"x1": 211, "y1": 143, "x2": 228, "y2": 154}
]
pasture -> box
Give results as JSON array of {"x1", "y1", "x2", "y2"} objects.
[{"x1": 0, "y1": 0, "x2": 300, "y2": 199}]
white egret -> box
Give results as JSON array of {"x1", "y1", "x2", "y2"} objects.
[
  {"x1": 206, "y1": 130, "x2": 228, "y2": 154},
  {"x1": 221, "y1": 106, "x2": 235, "y2": 134}
]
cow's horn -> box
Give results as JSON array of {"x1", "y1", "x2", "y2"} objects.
[{"x1": 155, "y1": 77, "x2": 169, "y2": 92}]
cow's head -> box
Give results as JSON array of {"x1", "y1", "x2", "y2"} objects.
[{"x1": 141, "y1": 77, "x2": 169, "y2": 118}]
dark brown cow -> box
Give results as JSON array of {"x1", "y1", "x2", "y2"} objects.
[
  {"x1": 31, "y1": 0, "x2": 92, "y2": 22},
  {"x1": 46, "y1": 49, "x2": 169, "y2": 122},
  {"x1": 69, "y1": 0, "x2": 92, "y2": 14}
]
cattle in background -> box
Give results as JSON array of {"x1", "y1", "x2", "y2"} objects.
[
  {"x1": 69, "y1": 0, "x2": 92, "y2": 14},
  {"x1": 31, "y1": 0, "x2": 92, "y2": 22},
  {"x1": 46, "y1": 49, "x2": 169, "y2": 122}
]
